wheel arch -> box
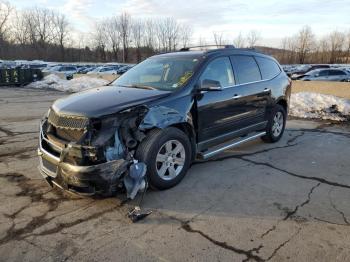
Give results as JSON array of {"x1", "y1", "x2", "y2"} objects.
[
  {"x1": 169, "y1": 122, "x2": 196, "y2": 162},
  {"x1": 276, "y1": 98, "x2": 288, "y2": 113}
]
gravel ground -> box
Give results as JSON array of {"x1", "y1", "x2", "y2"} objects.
[{"x1": 1, "y1": 87, "x2": 350, "y2": 262}]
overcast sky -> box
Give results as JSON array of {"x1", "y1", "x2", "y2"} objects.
[{"x1": 10, "y1": 0, "x2": 350, "y2": 47}]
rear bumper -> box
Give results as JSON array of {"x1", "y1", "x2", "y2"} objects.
[{"x1": 38, "y1": 122, "x2": 128, "y2": 196}]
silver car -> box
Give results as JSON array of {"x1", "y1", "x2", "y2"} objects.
[{"x1": 300, "y1": 69, "x2": 350, "y2": 82}]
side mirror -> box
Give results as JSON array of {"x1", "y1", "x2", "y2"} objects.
[{"x1": 198, "y1": 79, "x2": 222, "y2": 91}]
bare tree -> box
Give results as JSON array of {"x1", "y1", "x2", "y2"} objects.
[
  {"x1": 346, "y1": 30, "x2": 350, "y2": 63},
  {"x1": 328, "y1": 30, "x2": 345, "y2": 63},
  {"x1": 179, "y1": 24, "x2": 192, "y2": 48},
  {"x1": 318, "y1": 37, "x2": 330, "y2": 63},
  {"x1": 21, "y1": 7, "x2": 57, "y2": 58},
  {"x1": 93, "y1": 22, "x2": 108, "y2": 61},
  {"x1": 213, "y1": 31, "x2": 224, "y2": 46},
  {"x1": 0, "y1": 0, "x2": 12, "y2": 41},
  {"x1": 119, "y1": 12, "x2": 131, "y2": 62},
  {"x1": 247, "y1": 30, "x2": 260, "y2": 47},
  {"x1": 233, "y1": 32, "x2": 245, "y2": 48},
  {"x1": 132, "y1": 19, "x2": 144, "y2": 62},
  {"x1": 12, "y1": 10, "x2": 29, "y2": 45},
  {"x1": 295, "y1": 25, "x2": 315, "y2": 64},
  {"x1": 104, "y1": 17, "x2": 121, "y2": 61},
  {"x1": 53, "y1": 13, "x2": 69, "y2": 61},
  {"x1": 144, "y1": 19, "x2": 156, "y2": 52}
]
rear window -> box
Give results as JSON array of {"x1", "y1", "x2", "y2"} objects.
[
  {"x1": 231, "y1": 55, "x2": 261, "y2": 84},
  {"x1": 255, "y1": 57, "x2": 281, "y2": 80}
]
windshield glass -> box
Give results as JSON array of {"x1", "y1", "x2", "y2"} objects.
[{"x1": 112, "y1": 56, "x2": 201, "y2": 91}]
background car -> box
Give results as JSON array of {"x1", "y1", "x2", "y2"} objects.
[
  {"x1": 290, "y1": 64, "x2": 331, "y2": 79},
  {"x1": 116, "y1": 65, "x2": 134, "y2": 75},
  {"x1": 87, "y1": 66, "x2": 120, "y2": 75},
  {"x1": 299, "y1": 68, "x2": 350, "y2": 82}
]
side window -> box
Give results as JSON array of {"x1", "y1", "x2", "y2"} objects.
[
  {"x1": 230, "y1": 55, "x2": 261, "y2": 84},
  {"x1": 255, "y1": 56, "x2": 281, "y2": 80},
  {"x1": 199, "y1": 57, "x2": 235, "y2": 88},
  {"x1": 318, "y1": 70, "x2": 329, "y2": 76},
  {"x1": 329, "y1": 70, "x2": 346, "y2": 76}
]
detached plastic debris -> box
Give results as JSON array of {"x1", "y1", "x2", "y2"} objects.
[
  {"x1": 124, "y1": 160, "x2": 147, "y2": 199},
  {"x1": 128, "y1": 206, "x2": 152, "y2": 223},
  {"x1": 105, "y1": 131, "x2": 125, "y2": 161}
]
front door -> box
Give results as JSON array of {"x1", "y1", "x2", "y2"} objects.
[{"x1": 196, "y1": 56, "x2": 253, "y2": 146}]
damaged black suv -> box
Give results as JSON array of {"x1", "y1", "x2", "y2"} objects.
[{"x1": 38, "y1": 46, "x2": 291, "y2": 196}]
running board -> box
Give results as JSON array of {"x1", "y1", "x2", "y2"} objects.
[{"x1": 198, "y1": 132, "x2": 266, "y2": 160}]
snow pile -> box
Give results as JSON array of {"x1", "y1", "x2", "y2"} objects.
[
  {"x1": 27, "y1": 74, "x2": 109, "y2": 92},
  {"x1": 290, "y1": 92, "x2": 350, "y2": 121}
]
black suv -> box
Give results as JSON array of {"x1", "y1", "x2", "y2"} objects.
[{"x1": 38, "y1": 46, "x2": 291, "y2": 196}]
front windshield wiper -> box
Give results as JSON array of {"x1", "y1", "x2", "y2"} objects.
[{"x1": 117, "y1": 84, "x2": 156, "y2": 90}]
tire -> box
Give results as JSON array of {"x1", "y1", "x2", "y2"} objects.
[
  {"x1": 261, "y1": 104, "x2": 286, "y2": 143},
  {"x1": 135, "y1": 127, "x2": 192, "y2": 190}
]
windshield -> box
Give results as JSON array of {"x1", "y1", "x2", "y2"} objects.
[{"x1": 112, "y1": 56, "x2": 201, "y2": 91}]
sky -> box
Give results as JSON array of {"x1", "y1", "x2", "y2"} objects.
[{"x1": 9, "y1": 0, "x2": 350, "y2": 47}]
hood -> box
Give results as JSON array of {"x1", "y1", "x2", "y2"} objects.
[{"x1": 52, "y1": 85, "x2": 171, "y2": 118}]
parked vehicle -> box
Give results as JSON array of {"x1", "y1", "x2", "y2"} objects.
[
  {"x1": 38, "y1": 46, "x2": 291, "y2": 197},
  {"x1": 87, "y1": 66, "x2": 119, "y2": 75},
  {"x1": 116, "y1": 65, "x2": 134, "y2": 75},
  {"x1": 299, "y1": 68, "x2": 350, "y2": 82},
  {"x1": 290, "y1": 64, "x2": 331, "y2": 79}
]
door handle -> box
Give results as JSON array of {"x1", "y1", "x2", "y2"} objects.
[
  {"x1": 263, "y1": 88, "x2": 271, "y2": 92},
  {"x1": 233, "y1": 94, "x2": 242, "y2": 99}
]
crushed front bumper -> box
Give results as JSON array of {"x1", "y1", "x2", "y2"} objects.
[{"x1": 38, "y1": 122, "x2": 128, "y2": 196}]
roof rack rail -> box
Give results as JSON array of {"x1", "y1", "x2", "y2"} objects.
[{"x1": 179, "y1": 45, "x2": 235, "y2": 52}]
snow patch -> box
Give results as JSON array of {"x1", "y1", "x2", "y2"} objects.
[
  {"x1": 27, "y1": 74, "x2": 109, "y2": 92},
  {"x1": 290, "y1": 92, "x2": 350, "y2": 121}
]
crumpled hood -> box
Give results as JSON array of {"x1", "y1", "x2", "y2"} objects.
[{"x1": 52, "y1": 85, "x2": 171, "y2": 118}]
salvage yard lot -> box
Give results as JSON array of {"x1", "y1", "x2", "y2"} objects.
[{"x1": 0, "y1": 87, "x2": 350, "y2": 262}]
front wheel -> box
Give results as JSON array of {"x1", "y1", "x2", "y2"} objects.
[
  {"x1": 261, "y1": 104, "x2": 286, "y2": 143},
  {"x1": 136, "y1": 127, "x2": 192, "y2": 190}
]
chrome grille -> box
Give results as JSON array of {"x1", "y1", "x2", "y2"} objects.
[
  {"x1": 48, "y1": 109, "x2": 88, "y2": 130},
  {"x1": 56, "y1": 128, "x2": 84, "y2": 142}
]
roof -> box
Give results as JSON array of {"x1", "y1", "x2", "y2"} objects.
[{"x1": 153, "y1": 45, "x2": 270, "y2": 60}]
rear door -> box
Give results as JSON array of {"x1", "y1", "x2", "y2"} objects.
[
  {"x1": 328, "y1": 70, "x2": 347, "y2": 81},
  {"x1": 230, "y1": 55, "x2": 271, "y2": 123}
]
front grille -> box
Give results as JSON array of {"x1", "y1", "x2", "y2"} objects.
[
  {"x1": 48, "y1": 109, "x2": 89, "y2": 130},
  {"x1": 56, "y1": 128, "x2": 84, "y2": 142}
]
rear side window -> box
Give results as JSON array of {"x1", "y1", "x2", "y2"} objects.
[
  {"x1": 255, "y1": 57, "x2": 281, "y2": 80},
  {"x1": 231, "y1": 55, "x2": 261, "y2": 84},
  {"x1": 329, "y1": 70, "x2": 346, "y2": 76}
]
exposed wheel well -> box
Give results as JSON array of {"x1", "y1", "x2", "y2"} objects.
[{"x1": 277, "y1": 99, "x2": 288, "y2": 112}]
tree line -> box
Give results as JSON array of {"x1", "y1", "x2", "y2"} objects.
[
  {"x1": 0, "y1": 1, "x2": 192, "y2": 63},
  {"x1": 1, "y1": 1, "x2": 350, "y2": 64}
]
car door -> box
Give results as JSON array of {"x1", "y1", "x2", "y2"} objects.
[
  {"x1": 314, "y1": 70, "x2": 330, "y2": 81},
  {"x1": 196, "y1": 56, "x2": 263, "y2": 148},
  {"x1": 230, "y1": 55, "x2": 270, "y2": 123},
  {"x1": 328, "y1": 70, "x2": 347, "y2": 81}
]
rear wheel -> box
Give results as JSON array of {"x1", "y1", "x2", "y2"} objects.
[
  {"x1": 136, "y1": 127, "x2": 192, "y2": 190},
  {"x1": 262, "y1": 104, "x2": 286, "y2": 143}
]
